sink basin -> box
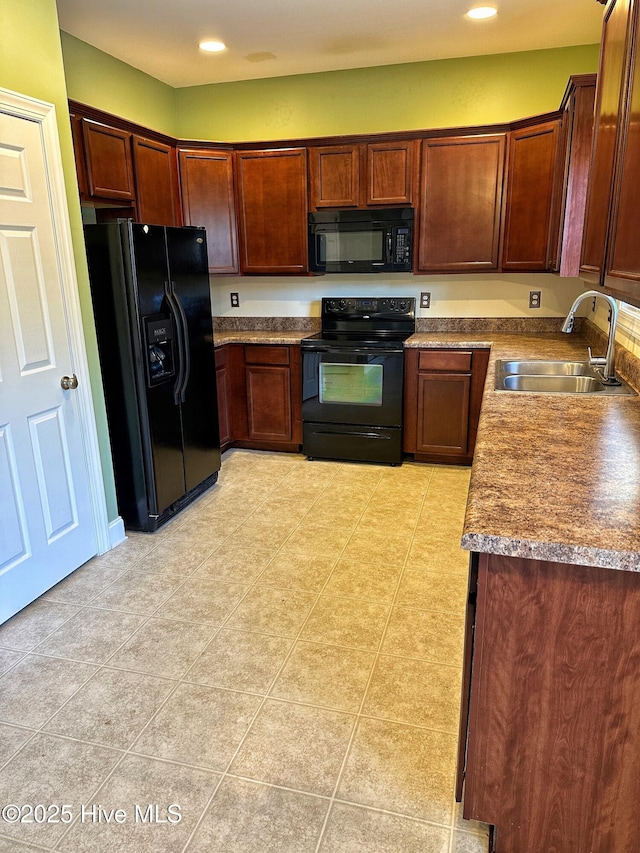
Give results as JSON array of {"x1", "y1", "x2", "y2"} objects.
[
  {"x1": 502, "y1": 375, "x2": 605, "y2": 393},
  {"x1": 494, "y1": 359, "x2": 637, "y2": 396},
  {"x1": 500, "y1": 360, "x2": 595, "y2": 376}
]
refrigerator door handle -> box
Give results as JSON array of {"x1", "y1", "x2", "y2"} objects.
[
  {"x1": 170, "y1": 281, "x2": 191, "y2": 404},
  {"x1": 165, "y1": 286, "x2": 185, "y2": 406}
]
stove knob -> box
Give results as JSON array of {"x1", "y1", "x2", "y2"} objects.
[
  {"x1": 399, "y1": 300, "x2": 407, "y2": 311},
  {"x1": 327, "y1": 300, "x2": 337, "y2": 311},
  {"x1": 388, "y1": 299, "x2": 396, "y2": 310},
  {"x1": 339, "y1": 299, "x2": 347, "y2": 310}
]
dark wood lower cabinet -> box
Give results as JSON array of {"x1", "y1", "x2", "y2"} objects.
[
  {"x1": 214, "y1": 343, "x2": 302, "y2": 453},
  {"x1": 404, "y1": 348, "x2": 489, "y2": 465},
  {"x1": 458, "y1": 552, "x2": 640, "y2": 853}
]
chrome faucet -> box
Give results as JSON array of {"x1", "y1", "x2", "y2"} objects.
[{"x1": 561, "y1": 290, "x2": 619, "y2": 384}]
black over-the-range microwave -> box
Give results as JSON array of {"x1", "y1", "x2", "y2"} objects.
[{"x1": 308, "y1": 208, "x2": 414, "y2": 274}]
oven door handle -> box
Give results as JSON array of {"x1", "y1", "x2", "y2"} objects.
[{"x1": 304, "y1": 346, "x2": 404, "y2": 355}]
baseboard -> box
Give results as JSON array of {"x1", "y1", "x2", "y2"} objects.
[{"x1": 108, "y1": 516, "x2": 127, "y2": 550}]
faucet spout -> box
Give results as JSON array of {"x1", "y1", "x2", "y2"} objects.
[{"x1": 561, "y1": 290, "x2": 619, "y2": 383}]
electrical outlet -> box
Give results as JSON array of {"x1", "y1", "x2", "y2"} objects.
[
  {"x1": 230, "y1": 292, "x2": 240, "y2": 308},
  {"x1": 420, "y1": 292, "x2": 431, "y2": 309},
  {"x1": 529, "y1": 291, "x2": 541, "y2": 309}
]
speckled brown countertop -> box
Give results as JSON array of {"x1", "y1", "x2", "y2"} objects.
[
  {"x1": 408, "y1": 328, "x2": 640, "y2": 572},
  {"x1": 213, "y1": 330, "x2": 313, "y2": 346}
]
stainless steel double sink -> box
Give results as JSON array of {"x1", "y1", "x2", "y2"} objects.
[{"x1": 494, "y1": 360, "x2": 637, "y2": 396}]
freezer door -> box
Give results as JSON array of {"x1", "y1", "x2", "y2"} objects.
[
  {"x1": 128, "y1": 223, "x2": 186, "y2": 514},
  {"x1": 166, "y1": 227, "x2": 221, "y2": 492}
]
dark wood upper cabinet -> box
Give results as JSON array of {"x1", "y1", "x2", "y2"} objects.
[
  {"x1": 417, "y1": 135, "x2": 506, "y2": 273},
  {"x1": 235, "y1": 148, "x2": 308, "y2": 274},
  {"x1": 81, "y1": 119, "x2": 135, "y2": 201},
  {"x1": 366, "y1": 140, "x2": 417, "y2": 205},
  {"x1": 605, "y1": 2, "x2": 640, "y2": 302},
  {"x1": 132, "y1": 135, "x2": 181, "y2": 226},
  {"x1": 551, "y1": 75, "x2": 597, "y2": 277},
  {"x1": 580, "y1": 0, "x2": 634, "y2": 286},
  {"x1": 309, "y1": 145, "x2": 360, "y2": 208},
  {"x1": 501, "y1": 120, "x2": 561, "y2": 271},
  {"x1": 69, "y1": 112, "x2": 89, "y2": 200},
  {"x1": 179, "y1": 149, "x2": 239, "y2": 274},
  {"x1": 309, "y1": 140, "x2": 417, "y2": 209}
]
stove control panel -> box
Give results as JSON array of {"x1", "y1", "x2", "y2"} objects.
[{"x1": 323, "y1": 297, "x2": 414, "y2": 317}]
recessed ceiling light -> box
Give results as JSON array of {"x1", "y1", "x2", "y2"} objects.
[
  {"x1": 466, "y1": 6, "x2": 498, "y2": 19},
  {"x1": 199, "y1": 40, "x2": 226, "y2": 52}
]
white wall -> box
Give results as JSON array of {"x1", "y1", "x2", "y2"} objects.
[{"x1": 210, "y1": 273, "x2": 587, "y2": 319}]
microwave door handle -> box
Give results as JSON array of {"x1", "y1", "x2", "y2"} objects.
[{"x1": 386, "y1": 233, "x2": 392, "y2": 265}]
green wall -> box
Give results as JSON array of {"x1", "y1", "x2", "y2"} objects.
[
  {"x1": 2, "y1": 0, "x2": 119, "y2": 523},
  {"x1": 61, "y1": 32, "x2": 178, "y2": 136},
  {"x1": 175, "y1": 44, "x2": 600, "y2": 142},
  {"x1": 59, "y1": 34, "x2": 598, "y2": 144}
]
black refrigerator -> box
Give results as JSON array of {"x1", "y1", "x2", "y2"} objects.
[{"x1": 84, "y1": 221, "x2": 221, "y2": 532}]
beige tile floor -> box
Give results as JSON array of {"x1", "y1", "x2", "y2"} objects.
[{"x1": 0, "y1": 449, "x2": 489, "y2": 852}]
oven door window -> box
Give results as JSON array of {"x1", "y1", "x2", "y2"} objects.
[{"x1": 319, "y1": 363, "x2": 383, "y2": 406}]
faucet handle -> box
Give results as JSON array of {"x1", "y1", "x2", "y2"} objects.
[{"x1": 588, "y1": 345, "x2": 606, "y2": 365}]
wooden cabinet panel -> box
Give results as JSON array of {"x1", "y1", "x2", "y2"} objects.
[
  {"x1": 418, "y1": 349, "x2": 472, "y2": 372},
  {"x1": 309, "y1": 145, "x2": 360, "y2": 208},
  {"x1": 309, "y1": 140, "x2": 416, "y2": 209},
  {"x1": 581, "y1": 0, "x2": 633, "y2": 285},
  {"x1": 366, "y1": 140, "x2": 417, "y2": 205},
  {"x1": 416, "y1": 372, "x2": 471, "y2": 455},
  {"x1": 235, "y1": 149, "x2": 308, "y2": 274},
  {"x1": 501, "y1": 121, "x2": 560, "y2": 271},
  {"x1": 246, "y1": 365, "x2": 293, "y2": 442},
  {"x1": 606, "y1": 3, "x2": 640, "y2": 301},
  {"x1": 179, "y1": 149, "x2": 239, "y2": 274},
  {"x1": 132, "y1": 135, "x2": 181, "y2": 226},
  {"x1": 69, "y1": 112, "x2": 89, "y2": 199},
  {"x1": 404, "y1": 348, "x2": 489, "y2": 465},
  {"x1": 82, "y1": 120, "x2": 135, "y2": 201},
  {"x1": 214, "y1": 345, "x2": 232, "y2": 450},
  {"x1": 463, "y1": 553, "x2": 640, "y2": 853},
  {"x1": 244, "y1": 345, "x2": 290, "y2": 365},
  {"x1": 418, "y1": 135, "x2": 505, "y2": 272},
  {"x1": 552, "y1": 75, "x2": 597, "y2": 277}
]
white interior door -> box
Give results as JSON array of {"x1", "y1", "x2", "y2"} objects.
[{"x1": 0, "y1": 90, "x2": 109, "y2": 625}]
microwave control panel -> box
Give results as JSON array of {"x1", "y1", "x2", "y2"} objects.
[{"x1": 394, "y1": 227, "x2": 411, "y2": 266}]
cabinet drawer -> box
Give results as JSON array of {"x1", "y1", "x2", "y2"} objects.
[
  {"x1": 418, "y1": 350, "x2": 472, "y2": 372},
  {"x1": 244, "y1": 345, "x2": 290, "y2": 365}
]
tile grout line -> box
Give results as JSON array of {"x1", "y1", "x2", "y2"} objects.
[{"x1": 311, "y1": 462, "x2": 438, "y2": 853}]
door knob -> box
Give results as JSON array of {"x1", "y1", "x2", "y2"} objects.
[{"x1": 60, "y1": 374, "x2": 79, "y2": 391}]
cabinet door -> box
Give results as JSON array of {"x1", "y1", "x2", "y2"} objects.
[
  {"x1": 552, "y1": 76, "x2": 597, "y2": 277},
  {"x1": 132, "y1": 136, "x2": 181, "y2": 226},
  {"x1": 581, "y1": 0, "x2": 634, "y2": 285},
  {"x1": 69, "y1": 112, "x2": 89, "y2": 200},
  {"x1": 605, "y1": 1, "x2": 640, "y2": 301},
  {"x1": 366, "y1": 140, "x2": 417, "y2": 205},
  {"x1": 214, "y1": 346, "x2": 232, "y2": 450},
  {"x1": 309, "y1": 145, "x2": 361, "y2": 208},
  {"x1": 416, "y1": 372, "x2": 471, "y2": 455},
  {"x1": 501, "y1": 120, "x2": 560, "y2": 271},
  {"x1": 418, "y1": 135, "x2": 505, "y2": 272},
  {"x1": 179, "y1": 149, "x2": 239, "y2": 274},
  {"x1": 245, "y1": 365, "x2": 293, "y2": 442},
  {"x1": 82, "y1": 120, "x2": 135, "y2": 200},
  {"x1": 236, "y1": 149, "x2": 308, "y2": 274}
]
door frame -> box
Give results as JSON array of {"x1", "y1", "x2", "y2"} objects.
[{"x1": 1, "y1": 86, "x2": 112, "y2": 555}]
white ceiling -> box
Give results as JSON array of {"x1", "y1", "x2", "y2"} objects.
[{"x1": 56, "y1": 0, "x2": 604, "y2": 89}]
